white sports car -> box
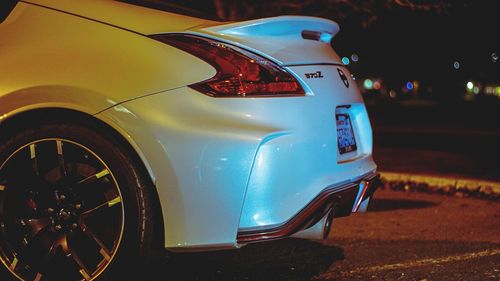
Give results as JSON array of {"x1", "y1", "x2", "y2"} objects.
[{"x1": 0, "y1": 0, "x2": 379, "y2": 280}]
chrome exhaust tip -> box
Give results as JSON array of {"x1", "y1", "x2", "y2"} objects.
[
  {"x1": 322, "y1": 208, "x2": 334, "y2": 239},
  {"x1": 291, "y1": 208, "x2": 335, "y2": 241}
]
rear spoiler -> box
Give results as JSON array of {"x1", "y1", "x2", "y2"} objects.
[
  {"x1": 191, "y1": 16, "x2": 342, "y2": 65},
  {"x1": 197, "y1": 16, "x2": 340, "y2": 44}
]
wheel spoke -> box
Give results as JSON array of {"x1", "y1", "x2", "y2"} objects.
[
  {"x1": 30, "y1": 144, "x2": 40, "y2": 177},
  {"x1": 56, "y1": 234, "x2": 70, "y2": 254},
  {"x1": 79, "y1": 268, "x2": 92, "y2": 281},
  {"x1": 56, "y1": 140, "x2": 68, "y2": 178},
  {"x1": 34, "y1": 272, "x2": 43, "y2": 281},
  {"x1": 14, "y1": 218, "x2": 51, "y2": 237},
  {"x1": 0, "y1": 238, "x2": 21, "y2": 271},
  {"x1": 80, "y1": 224, "x2": 112, "y2": 261},
  {"x1": 0, "y1": 185, "x2": 5, "y2": 214},
  {"x1": 66, "y1": 242, "x2": 93, "y2": 280},
  {"x1": 9, "y1": 256, "x2": 18, "y2": 270},
  {"x1": 33, "y1": 233, "x2": 64, "y2": 273},
  {"x1": 14, "y1": 227, "x2": 55, "y2": 273},
  {"x1": 81, "y1": 196, "x2": 121, "y2": 217},
  {"x1": 76, "y1": 169, "x2": 110, "y2": 187},
  {"x1": 29, "y1": 218, "x2": 51, "y2": 237},
  {"x1": 39, "y1": 246, "x2": 57, "y2": 269}
]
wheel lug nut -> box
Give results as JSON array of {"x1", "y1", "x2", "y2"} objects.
[{"x1": 72, "y1": 223, "x2": 78, "y2": 229}]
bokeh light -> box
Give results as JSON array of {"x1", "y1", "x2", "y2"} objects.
[
  {"x1": 492, "y1": 53, "x2": 498, "y2": 63},
  {"x1": 363, "y1": 79, "x2": 373, "y2": 89},
  {"x1": 341, "y1": 57, "x2": 350, "y2": 65}
]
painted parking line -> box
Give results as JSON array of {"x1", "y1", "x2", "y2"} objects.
[{"x1": 317, "y1": 248, "x2": 500, "y2": 279}]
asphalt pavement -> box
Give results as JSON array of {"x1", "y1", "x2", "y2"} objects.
[
  {"x1": 141, "y1": 189, "x2": 500, "y2": 281},
  {"x1": 318, "y1": 188, "x2": 500, "y2": 281}
]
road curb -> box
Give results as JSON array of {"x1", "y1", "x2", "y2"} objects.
[{"x1": 379, "y1": 171, "x2": 500, "y2": 201}]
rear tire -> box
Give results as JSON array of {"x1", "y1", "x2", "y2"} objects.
[{"x1": 0, "y1": 123, "x2": 154, "y2": 281}]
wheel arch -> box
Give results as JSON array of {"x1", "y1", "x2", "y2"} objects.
[{"x1": 0, "y1": 107, "x2": 166, "y2": 249}]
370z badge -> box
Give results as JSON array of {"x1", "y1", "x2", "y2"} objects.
[
  {"x1": 305, "y1": 71, "x2": 324, "y2": 79},
  {"x1": 337, "y1": 68, "x2": 350, "y2": 88}
]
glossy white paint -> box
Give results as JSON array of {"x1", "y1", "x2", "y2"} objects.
[
  {"x1": 98, "y1": 65, "x2": 376, "y2": 249},
  {"x1": 194, "y1": 16, "x2": 342, "y2": 65},
  {"x1": 238, "y1": 65, "x2": 376, "y2": 230},
  {"x1": 1, "y1": 0, "x2": 377, "y2": 251},
  {"x1": 97, "y1": 87, "x2": 261, "y2": 248}
]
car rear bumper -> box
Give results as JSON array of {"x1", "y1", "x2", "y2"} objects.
[
  {"x1": 237, "y1": 172, "x2": 380, "y2": 244},
  {"x1": 99, "y1": 64, "x2": 377, "y2": 249}
]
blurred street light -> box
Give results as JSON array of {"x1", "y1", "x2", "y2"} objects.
[
  {"x1": 342, "y1": 56, "x2": 350, "y2": 65},
  {"x1": 364, "y1": 79, "x2": 373, "y2": 90},
  {"x1": 492, "y1": 53, "x2": 498, "y2": 63}
]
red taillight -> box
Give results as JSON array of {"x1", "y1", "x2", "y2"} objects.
[{"x1": 151, "y1": 34, "x2": 305, "y2": 97}]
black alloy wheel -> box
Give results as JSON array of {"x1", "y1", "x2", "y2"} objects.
[{"x1": 0, "y1": 123, "x2": 154, "y2": 281}]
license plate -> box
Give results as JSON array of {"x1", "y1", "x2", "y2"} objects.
[{"x1": 336, "y1": 113, "x2": 357, "y2": 154}]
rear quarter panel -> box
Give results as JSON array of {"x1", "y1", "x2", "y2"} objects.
[{"x1": 0, "y1": 2, "x2": 214, "y2": 116}]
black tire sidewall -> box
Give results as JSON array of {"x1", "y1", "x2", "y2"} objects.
[{"x1": 0, "y1": 123, "x2": 153, "y2": 281}]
